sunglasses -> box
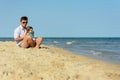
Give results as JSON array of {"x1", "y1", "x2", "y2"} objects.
[{"x1": 22, "y1": 22, "x2": 28, "y2": 24}]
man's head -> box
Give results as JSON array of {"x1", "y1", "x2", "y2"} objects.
[{"x1": 20, "y1": 16, "x2": 28, "y2": 28}]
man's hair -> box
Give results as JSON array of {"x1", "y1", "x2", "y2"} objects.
[{"x1": 20, "y1": 16, "x2": 28, "y2": 21}]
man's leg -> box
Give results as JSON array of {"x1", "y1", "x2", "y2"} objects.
[
  {"x1": 35, "y1": 37, "x2": 42, "y2": 48},
  {"x1": 20, "y1": 36, "x2": 35, "y2": 48},
  {"x1": 27, "y1": 36, "x2": 36, "y2": 47},
  {"x1": 20, "y1": 37, "x2": 29, "y2": 48}
]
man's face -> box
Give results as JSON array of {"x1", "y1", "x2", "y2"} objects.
[{"x1": 20, "y1": 20, "x2": 28, "y2": 28}]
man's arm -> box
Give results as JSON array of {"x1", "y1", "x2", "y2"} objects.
[
  {"x1": 14, "y1": 27, "x2": 24, "y2": 42},
  {"x1": 14, "y1": 37, "x2": 24, "y2": 41}
]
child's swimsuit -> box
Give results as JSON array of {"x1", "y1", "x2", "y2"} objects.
[{"x1": 28, "y1": 31, "x2": 34, "y2": 38}]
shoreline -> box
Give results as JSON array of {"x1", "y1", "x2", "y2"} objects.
[
  {"x1": 44, "y1": 44, "x2": 120, "y2": 65},
  {"x1": 73, "y1": 52, "x2": 120, "y2": 65},
  {"x1": 0, "y1": 41, "x2": 120, "y2": 80}
]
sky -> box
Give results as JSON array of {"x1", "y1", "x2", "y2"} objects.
[{"x1": 0, "y1": 0, "x2": 120, "y2": 37}]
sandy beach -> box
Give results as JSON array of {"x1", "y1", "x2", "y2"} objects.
[{"x1": 0, "y1": 41, "x2": 120, "y2": 80}]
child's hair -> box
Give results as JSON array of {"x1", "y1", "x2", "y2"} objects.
[{"x1": 26, "y1": 26, "x2": 33, "y2": 33}]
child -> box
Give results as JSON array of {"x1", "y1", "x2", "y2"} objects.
[{"x1": 26, "y1": 26, "x2": 34, "y2": 38}]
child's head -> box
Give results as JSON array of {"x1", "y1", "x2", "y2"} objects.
[
  {"x1": 26, "y1": 26, "x2": 33, "y2": 33},
  {"x1": 26, "y1": 26, "x2": 34, "y2": 38}
]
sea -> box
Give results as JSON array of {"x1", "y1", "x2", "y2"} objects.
[{"x1": 0, "y1": 37, "x2": 120, "y2": 64}]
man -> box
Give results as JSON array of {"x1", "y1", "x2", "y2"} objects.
[{"x1": 14, "y1": 16, "x2": 42, "y2": 48}]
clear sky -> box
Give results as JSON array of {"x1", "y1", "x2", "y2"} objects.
[{"x1": 0, "y1": 0, "x2": 120, "y2": 37}]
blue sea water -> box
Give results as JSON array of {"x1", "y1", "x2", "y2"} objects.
[{"x1": 1, "y1": 37, "x2": 120, "y2": 64}]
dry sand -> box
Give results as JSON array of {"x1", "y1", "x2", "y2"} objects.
[{"x1": 0, "y1": 41, "x2": 120, "y2": 80}]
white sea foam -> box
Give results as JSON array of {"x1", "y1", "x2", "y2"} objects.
[
  {"x1": 91, "y1": 50, "x2": 103, "y2": 56},
  {"x1": 66, "y1": 41, "x2": 75, "y2": 45},
  {"x1": 53, "y1": 41, "x2": 59, "y2": 43}
]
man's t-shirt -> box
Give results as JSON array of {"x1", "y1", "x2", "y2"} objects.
[{"x1": 14, "y1": 25, "x2": 26, "y2": 46}]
